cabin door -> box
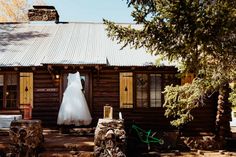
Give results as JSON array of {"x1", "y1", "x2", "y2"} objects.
[{"x1": 62, "y1": 72, "x2": 91, "y2": 109}]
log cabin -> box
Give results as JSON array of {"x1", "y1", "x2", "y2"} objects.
[{"x1": 0, "y1": 5, "x2": 218, "y2": 135}]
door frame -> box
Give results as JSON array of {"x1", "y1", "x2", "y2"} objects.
[{"x1": 60, "y1": 71, "x2": 92, "y2": 111}]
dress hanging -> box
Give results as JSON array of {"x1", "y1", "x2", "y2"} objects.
[{"x1": 57, "y1": 72, "x2": 92, "y2": 126}]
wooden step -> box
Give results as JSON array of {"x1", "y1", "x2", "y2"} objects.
[
  {"x1": 0, "y1": 130, "x2": 94, "y2": 155},
  {"x1": 43, "y1": 134, "x2": 94, "y2": 152},
  {"x1": 0, "y1": 128, "x2": 9, "y2": 136},
  {"x1": 38, "y1": 151, "x2": 94, "y2": 157},
  {"x1": 0, "y1": 110, "x2": 21, "y2": 115}
]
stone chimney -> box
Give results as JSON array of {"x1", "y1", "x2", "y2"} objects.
[{"x1": 28, "y1": 6, "x2": 59, "y2": 23}]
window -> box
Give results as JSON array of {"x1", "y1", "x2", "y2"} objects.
[
  {"x1": 120, "y1": 72, "x2": 179, "y2": 109},
  {"x1": 136, "y1": 74, "x2": 162, "y2": 108},
  {"x1": 136, "y1": 74, "x2": 148, "y2": 108},
  {"x1": 150, "y1": 74, "x2": 162, "y2": 107},
  {"x1": 120, "y1": 72, "x2": 133, "y2": 108},
  {"x1": 0, "y1": 73, "x2": 18, "y2": 109}
]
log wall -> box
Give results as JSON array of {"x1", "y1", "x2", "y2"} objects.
[
  {"x1": 32, "y1": 68, "x2": 60, "y2": 127},
  {"x1": 30, "y1": 67, "x2": 217, "y2": 134},
  {"x1": 92, "y1": 68, "x2": 217, "y2": 135}
]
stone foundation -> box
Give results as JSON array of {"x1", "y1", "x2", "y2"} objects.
[
  {"x1": 8, "y1": 120, "x2": 44, "y2": 157},
  {"x1": 94, "y1": 119, "x2": 126, "y2": 157},
  {"x1": 181, "y1": 136, "x2": 221, "y2": 150}
]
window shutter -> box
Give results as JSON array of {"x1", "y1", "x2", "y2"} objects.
[
  {"x1": 181, "y1": 73, "x2": 194, "y2": 85},
  {"x1": 120, "y1": 72, "x2": 133, "y2": 108},
  {"x1": 20, "y1": 73, "x2": 33, "y2": 108}
]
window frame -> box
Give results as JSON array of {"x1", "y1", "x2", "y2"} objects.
[
  {"x1": 134, "y1": 72, "x2": 164, "y2": 109},
  {"x1": 119, "y1": 71, "x2": 179, "y2": 110},
  {"x1": 0, "y1": 72, "x2": 19, "y2": 110}
]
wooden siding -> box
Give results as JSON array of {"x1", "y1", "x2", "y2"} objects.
[
  {"x1": 92, "y1": 70, "x2": 120, "y2": 126},
  {"x1": 27, "y1": 66, "x2": 217, "y2": 134},
  {"x1": 92, "y1": 68, "x2": 217, "y2": 135},
  {"x1": 32, "y1": 68, "x2": 60, "y2": 127}
]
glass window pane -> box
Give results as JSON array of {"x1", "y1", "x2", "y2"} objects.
[
  {"x1": 150, "y1": 100, "x2": 161, "y2": 107},
  {"x1": 6, "y1": 74, "x2": 18, "y2": 109},
  {"x1": 136, "y1": 74, "x2": 148, "y2": 108},
  {"x1": 7, "y1": 74, "x2": 17, "y2": 85},
  {"x1": 150, "y1": 91, "x2": 161, "y2": 100},
  {"x1": 150, "y1": 74, "x2": 162, "y2": 107}
]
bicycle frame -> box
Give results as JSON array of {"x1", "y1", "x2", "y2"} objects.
[{"x1": 131, "y1": 124, "x2": 164, "y2": 150}]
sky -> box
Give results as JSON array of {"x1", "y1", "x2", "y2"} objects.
[{"x1": 28, "y1": 0, "x2": 134, "y2": 23}]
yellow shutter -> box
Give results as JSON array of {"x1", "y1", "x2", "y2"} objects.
[
  {"x1": 20, "y1": 72, "x2": 33, "y2": 108},
  {"x1": 181, "y1": 73, "x2": 194, "y2": 85},
  {"x1": 120, "y1": 72, "x2": 133, "y2": 108}
]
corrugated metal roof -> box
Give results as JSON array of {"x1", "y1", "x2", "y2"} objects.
[{"x1": 0, "y1": 22, "x2": 173, "y2": 67}]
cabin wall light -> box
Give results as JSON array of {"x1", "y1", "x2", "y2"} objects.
[{"x1": 55, "y1": 74, "x2": 60, "y2": 79}]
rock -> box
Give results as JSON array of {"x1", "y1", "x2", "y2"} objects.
[
  {"x1": 70, "y1": 150, "x2": 79, "y2": 155},
  {"x1": 197, "y1": 150, "x2": 204, "y2": 155},
  {"x1": 9, "y1": 120, "x2": 44, "y2": 157},
  {"x1": 219, "y1": 150, "x2": 225, "y2": 154},
  {"x1": 105, "y1": 130, "x2": 114, "y2": 139},
  {"x1": 94, "y1": 119, "x2": 126, "y2": 157}
]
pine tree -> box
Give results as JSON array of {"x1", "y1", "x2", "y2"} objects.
[{"x1": 104, "y1": 0, "x2": 236, "y2": 141}]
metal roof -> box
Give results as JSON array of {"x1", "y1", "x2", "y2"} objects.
[{"x1": 0, "y1": 22, "x2": 172, "y2": 67}]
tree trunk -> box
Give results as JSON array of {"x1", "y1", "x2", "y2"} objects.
[{"x1": 216, "y1": 83, "x2": 232, "y2": 144}]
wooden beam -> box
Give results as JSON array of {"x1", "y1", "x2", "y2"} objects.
[
  {"x1": 31, "y1": 67, "x2": 36, "y2": 71},
  {"x1": 95, "y1": 65, "x2": 100, "y2": 70},
  {"x1": 95, "y1": 65, "x2": 100, "y2": 81}
]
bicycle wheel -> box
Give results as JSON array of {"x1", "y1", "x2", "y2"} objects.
[{"x1": 159, "y1": 139, "x2": 164, "y2": 145}]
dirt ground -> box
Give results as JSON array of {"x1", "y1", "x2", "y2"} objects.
[
  {"x1": 158, "y1": 150, "x2": 236, "y2": 157},
  {"x1": 1, "y1": 127, "x2": 236, "y2": 157}
]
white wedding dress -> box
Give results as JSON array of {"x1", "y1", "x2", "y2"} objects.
[{"x1": 57, "y1": 72, "x2": 92, "y2": 126}]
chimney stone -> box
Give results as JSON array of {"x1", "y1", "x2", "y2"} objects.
[{"x1": 28, "y1": 6, "x2": 59, "y2": 23}]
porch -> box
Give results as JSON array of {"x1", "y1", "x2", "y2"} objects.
[
  {"x1": 1, "y1": 127, "x2": 236, "y2": 157},
  {"x1": 0, "y1": 128, "x2": 94, "y2": 157}
]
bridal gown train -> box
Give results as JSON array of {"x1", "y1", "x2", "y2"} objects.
[{"x1": 57, "y1": 72, "x2": 92, "y2": 126}]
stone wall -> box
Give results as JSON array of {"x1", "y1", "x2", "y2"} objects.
[
  {"x1": 94, "y1": 119, "x2": 126, "y2": 157},
  {"x1": 28, "y1": 6, "x2": 59, "y2": 22},
  {"x1": 181, "y1": 136, "x2": 221, "y2": 150},
  {"x1": 8, "y1": 120, "x2": 44, "y2": 157}
]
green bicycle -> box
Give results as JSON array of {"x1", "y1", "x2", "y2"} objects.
[{"x1": 131, "y1": 124, "x2": 164, "y2": 150}]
